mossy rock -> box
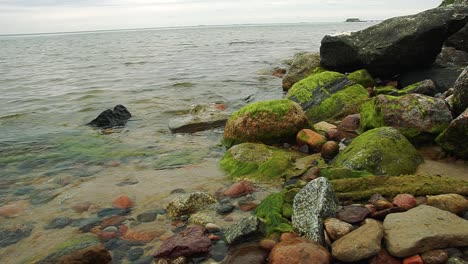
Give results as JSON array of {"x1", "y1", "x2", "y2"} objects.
[
  {"x1": 222, "y1": 99, "x2": 308, "y2": 148},
  {"x1": 219, "y1": 143, "x2": 321, "y2": 182},
  {"x1": 282, "y1": 52, "x2": 321, "y2": 91},
  {"x1": 359, "y1": 94, "x2": 452, "y2": 142},
  {"x1": 347, "y1": 69, "x2": 375, "y2": 88},
  {"x1": 255, "y1": 191, "x2": 297, "y2": 236},
  {"x1": 331, "y1": 175, "x2": 468, "y2": 201},
  {"x1": 318, "y1": 167, "x2": 374, "y2": 180},
  {"x1": 286, "y1": 71, "x2": 369, "y2": 124},
  {"x1": 374, "y1": 86, "x2": 406, "y2": 96},
  {"x1": 332, "y1": 127, "x2": 422, "y2": 175},
  {"x1": 435, "y1": 108, "x2": 468, "y2": 159}
]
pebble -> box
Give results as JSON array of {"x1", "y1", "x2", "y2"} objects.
[
  {"x1": 75, "y1": 217, "x2": 101, "y2": 232},
  {"x1": 71, "y1": 201, "x2": 92, "y2": 213},
  {"x1": 238, "y1": 201, "x2": 257, "y2": 212},
  {"x1": 324, "y1": 218, "x2": 354, "y2": 241},
  {"x1": 392, "y1": 194, "x2": 417, "y2": 210},
  {"x1": 102, "y1": 226, "x2": 118, "y2": 233},
  {"x1": 137, "y1": 210, "x2": 158, "y2": 222},
  {"x1": 100, "y1": 215, "x2": 127, "y2": 229},
  {"x1": 205, "y1": 223, "x2": 221, "y2": 232},
  {"x1": 210, "y1": 241, "x2": 228, "y2": 262},
  {"x1": 45, "y1": 217, "x2": 72, "y2": 230},
  {"x1": 321, "y1": 141, "x2": 339, "y2": 159},
  {"x1": 421, "y1": 249, "x2": 449, "y2": 264},
  {"x1": 216, "y1": 203, "x2": 235, "y2": 215},
  {"x1": 259, "y1": 238, "x2": 277, "y2": 250},
  {"x1": 112, "y1": 195, "x2": 133, "y2": 209},
  {"x1": 336, "y1": 205, "x2": 371, "y2": 224},
  {"x1": 127, "y1": 247, "x2": 145, "y2": 261},
  {"x1": 97, "y1": 208, "x2": 131, "y2": 218},
  {"x1": 223, "y1": 180, "x2": 255, "y2": 198},
  {"x1": 170, "y1": 188, "x2": 186, "y2": 194},
  {"x1": 0, "y1": 224, "x2": 34, "y2": 248},
  {"x1": 0, "y1": 200, "x2": 29, "y2": 218}
]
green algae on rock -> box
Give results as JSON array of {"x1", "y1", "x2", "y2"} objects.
[
  {"x1": 220, "y1": 142, "x2": 321, "y2": 182},
  {"x1": 318, "y1": 167, "x2": 373, "y2": 180},
  {"x1": 286, "y1": 71, "x2": 369, "y2": 124},
  {"x1": 359, "y1": 94, "x2": 452, "y2": 142},
  {"x1": 222, "y1": 99, "x2": 308, "y2": 148},
  {"x1": 282, "y1": 52, "x2": 321, "y2": 91},
  {"x1": 332, "y1": 127, "x2": 422, "y2": 176},
  {"x1": 255, "y1": 192, "x2": 293, "y2": 236},
  {"x1": 347, "y1": 69, "x2": 375, "y2": 88},
  {"x1": 436, "y1": 108, "x2": 468, "y2": 159},
  {"x1": 331, "y1": 175, "x2": 468, "y2": 201}
]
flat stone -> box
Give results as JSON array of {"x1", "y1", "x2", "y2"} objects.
[
  {"x1": 427, "y1": 194, "x2": 468, "y2": 215},
  {"x1": 336, "y1": 205, "x2": 371, "y2": 224},
  {"x1": 0, "y1": 224, "x2": 33, "y2": 248},
  {"x1": 127, "y1": 247, "x2": 145, "y2": 261},
  {"x1": 137, "y1": 210, "x2": 158, "y2": 222},
  {"x1": 324, "y1": 218, "x2": 354, "y2": 241},
  {"x1": 292, "y1": 177, "x2": 339, "y2": 245},
  {"x1": 384, "y1": 205, "x2": 468, "y2": 257},
  {"x1": 153, "y1": 225, "x2": 211, "y2": 258},
  {"x1": 97, "y1": 208, "x2": 131, "y2": 218},
  {"x1": 166, "y1": 192, "x2": 217, "y2": 217},
  {"x1": 421, "y1": 249, "x2": 449, "y2": 264},
  {"x1": 45, "y1": 217, "x2": 72, "y2": 230},
  {"x1": 332, "y1": 219, "x2": 384, "y2": 262}
]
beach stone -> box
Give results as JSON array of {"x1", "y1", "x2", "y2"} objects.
[
  {"x1": 421, "y1": 249, "x2": 449, "y2": 264},
  {"x1": 223, "y1": 99, "x2": 308, "y2": 147},
  {"x1": 320, "y1": 6, "x2": 468, "y2": 78},
  {"x1": 286, "y1": 71, "x2": 369, "y2": 123},
  {"x1": 71, "y1": 201, "x2": 92, "y2": 213},
  {"x1": 427, "y1": 193, "x2": 468, "y2": 215},
  {"x1": 371, "y1": 207, "x2": 406, "y2": 220},
  {"x1": 137, "y1": 210, "x2": 158, "y2": 222},
  {"x1": 97, "y1": 208, "x2": 130, "y2": 218},
  {"x1": 188, "y1": 212, "x2": 213, "y2": 226},
  {"x1": 340, "y1": 114, "x2": 361, "y2": 132},
  {"x1": 0, "y1": 224, "x2": 33, "y2": 248},
  {"x1": 166, "y1": 192, "x2": 217, "y2": 217},
  {"x1": 205, "y1": 223, "x2": 220, "y2": 233},
  {"x1": 452, "y1": 66, "x2": 468, "y2": 116},
  {"x1": 238, "y1": 201, "x2": 257, "y2": 212},
  {"x1": 223, "y1": 244, "x2": 269, "y2": 264},
  {"x1": 127, "y1": 247, "x2": 145, "y2": 261},
  {"x1": 332, "y1": 127, "x2": 422, "y2": 176},
  {"x1": 332, "y1": 219, "x2": 384, "y2": 262},
  {"x1": 56, "y1": 245, "x2": 112, "y2": 264},
  {"x1": 359, "y1": 94, "x2": 453, "y2": 142},
  {"x1": 336, "y1": 205, "x2": 371, "y2": 224},
  {"x1": 87, "y1": 104, "x2": 131, "y2": 128},
  {"x1": 369, "y1": 249, "x2": 402, "y2": 264},
  {"x1": 392, "y1": 194, "x2": 417, "y2": 210},
  {"x1": 210, "y1": 241, "x2": 228, "y2": 262},
  {"x1": 223, "y1": 180, "x2": 255, "y2": 198},
  {"x1": 0, "y1": 200, "x2": 29, "y2": 218},
  {"x1": 36, "y1": 234, "x2": 100, "y2": 264},
  {"x1": 383, "y1": 205, "x2": 468, "y2": 257},
  {"x1": 292, "y1": 177, "x2": 339, "y2": 245},
  {"x1": 102, "y1": 226, "x2": 118, "y2": 233},
  {"x1": 76, "y1": 217, "x2": 101, "y2": 232},
  {"x1": 259, "y1": 238, "x2": 277, "y2": 250},
  {"x1": 314, "y1": 121, "x2": 338, "y2": 135},
  {"x1": 282, "y1": 52, "x2": 321, "y2": 91},
  {"x1": 216, "y1": 203, "x2": 235, "y2": 215},
  {"x1": 100, "y1": 215, "x2": 127, "y2": 228},
  {"x1": 269, "y1": 237, "x2": 331, "y2": 264},
  {"x1": 436, "y1": 108, "x2": 468, "y2": 159},
  {"x1": 324, "y1": 218, "x2": 354, "y2": 241},
  {"x1": 45, "y1": 217, "x2": 72, "y2": 230},
  {"x1": 153, "y1": 225, "x2": 211, "y2": 258},
  {"x1": 372, "y1": 197, "x2": 394, "y2": 211},
  {"x1": 296, "y1": 129, "x2": 327, "y2": 152},
  {"x1": 112, "y1": 195, "x2": 133, "y2": 209},
  {"x1": 403, "y1": 255, "x2": 424, "y2": 264},
  {"x1": 347, "y1": 69, "x2": 376, "y2": 88},
  {"x1": 321, "y1": 141, "x2": 339, "y2": 159},
  {"x1": 123, "y1": 229, "x2": 164, "y2": 243},
  {"x1": 224, "y1": 216, "x2": 261, "y2": 245}
]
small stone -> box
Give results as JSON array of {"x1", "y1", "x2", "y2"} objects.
[
  {"x1": 369, "y1": 249, "x2": 402, "y2": 264},
  {"x1": 76, "y1": 217, "x2": 101, "y2": 232},
  {"x1": 128, "y1": 247, "x2": 145, "y2": 261},
  {"x1": 208, "y1": 234, "x2": 220, "y2": 241},
  {"x1": 403, "y1": 255, "x2": 423, "y2": 264},
  {"x1": 297, "y1": 129, "x2": 327, "y2": 152},
  {"x1": 223, "y1": 180, "x2": 255, "y2": 198},
  {"x1": 238, "y1": 201, "x2": 257, "y2": 212},
  {"x1": 45, "y1": 217, "x2": 72, "y2": 230},
  {"x1": 100, "y1": 215, "x2": 127, "y2": 228},
  {"x1": 102, "y1": 226, "x2": 118, "y2": 233},
  {"x1": 301, "y1": 167, "x2": 320, "y2": 181},
  {"x1": 321, "y1": 141, "x2": 339, "y2": 159},
  {"x1": 0, "y1": 201, "x2": 29, "y2": 218},
  {"x1": 324, "y1": 218, "x2": 354, "y2": 241},
  {"x1": 97, "y1": 208, "x2": 131, "y2": 218},
  {"x1": 224, "y1": 216, "x2": 261, "y2": 245},
  {"x1": 427, "y1": 194, "x2": 468, "y2": 215},
  {"x1": 0, "y1": 224, "x2": 33, "y2": 248},
  {"x1": 154, "y1": 225, "x2": 211, "y2": 258},
  {"x1": 280, "y1": 232, "x2": 299, "y2": 242},
  {"x1": 210, "y1": 241, "x2": 228, "y2": 262},
  {"x1": 340, "y1": 114, "x2": 361, "y2": 131},
  {"x1": 112, "y1": 195, "x2": 133, "y2": 209},
  {"x1": 205, "y1": 223, "x2": 221, "y2": 233},
  {"x1": 123, "y1": 229, "x2": 165, "y2": 243},
  {"x1": 269, "y1": 237, "x2": 331, "y2": 264},
  {"x1": 137, "y1": 211, "x2": 158, "y2": 222},
  {"x1": 98, "y1": 231, "x2": 117, "y2": 242},
  {"x1": 393, "y1": 194, "x2": 417, "y2": 210},
  {"x1": 371, "y1": 207, "x2": 405, "y2": 220},
  {"x1": 71, "y1": 201, "x2": 92, "y2": 213},
  {"x1": 373, "y1": 198, "x2": 394, "y2": 211},
  {"x1": 167, "y1": 192, "x2": 217, "y2": 217},
  {"x1": 189, "y1": 212, "x2": 213, "y2": 225},
  {"x1": 259, "y1": 238, "x2": 277, "y2": 250},
  {"x1": 56, "y1": 245, "x2": 112, "y2": 264},
  {"x1": 216, "y1": 203, "x2": 235, "y2": 215},
  {"x1": 336, "y1": 205, "x2": 371, "y2": 224},
  {"x1": 421, "y1": 249, "x2": 449, "y2": 264}
]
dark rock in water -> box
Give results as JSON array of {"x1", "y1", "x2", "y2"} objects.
[
  {"x1": 97, "y1": 207, "x2": 131, "y2": 218},
  {"x1": 87, "y1": 104, "x2": 131, "y2": 129},
  {"x1": 0, "y1": 224, "x2": 33, "y2": 248},
  {"x1": 45, "y1": 217, "x2": 72, "y2": 230},
  {"x1": 446, "y1": 23, "x2": 468, "y2": 52},
  {"x1": 153, "y1": 225, "x2": 212, "y2": 258},
  {"x1": 13, "y1": 186, "x2": 35, "y2": 196},
  {"x1": 210, "y1": 241, "x2": 228, "y2": 262},
  {"x1": 436, "y1": 108, "x2": 468, "y2": 159},
  {"x1": 56, "y1": 245, "x2": 112, "y2": 264},
  {"x1": 36, "y1": 234, "x2": 100, "y2": 264},
  {"x1": 224, "y1": 216, "x2": 261, "y2": 245},
  {"x1": 74, "y1": 217, "x2": 101, "y2": 232},
  {"x1": 216, "y1": 203, "x2": 235, "y2": 215},
  {"x1": 320, "y1": 6, "x2": 468, "y2": 78},
  {"x1": 452, "y1": 66, "x2": 468, "y2": 115},
  {"x1": 282, "y1": 52, "x2": 321, "y2": 91},
  {"x1": 127, "y1": 247, "x2": 145, "y2": 261},
  {"x1": 137, "y1": 210, "x2": 158, "y2": 222},
  {"x1": 222, "y1": 243, "x2": 269, "y2": 264}
]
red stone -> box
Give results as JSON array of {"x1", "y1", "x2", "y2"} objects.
[
  {"x1": 403, "y1": 255, "x2": 423, "y2": 264},
  {"x1": 118, "y1": 225, "x2": 128, "y2": 235},
  {"x1": 112, "y1": 195, "x2": 133, "y2": 209},
  {"x1": 369, "y1": 249, "x2": 402, "y2": 264},
  {"x1": 297, "y1": 129, "x2": 327, "y2": 152},
  {"x1": 0, "y1": 200, "x2": 28, "y2": 218},
  {"x1": 393, "y1": 194, "x2": 417, "y2": 210},
  {"x1": 340, "y1": 114, "x2": 361, "y2": 132},
  {"x1": 100, "y1": 216, "x2": 127, "y2": 228},
  {"x1": 123, "y1": 229, "x2": 165, "y2": 242},
  {"x1": 98, "y1": 232, "x2": 117, "y2": 242},
  {"x1": 269, "y1": 237, "x2": 331, "y2": 264},
  {"x1": 208, "y1": 234, "x2": 220, "y2": 241},
  {"x1": 223, "y1": 180, "x2": 255, "y2": 198},
  {"x1": 154, "y1": 225, "x2": 212, "y2": 258},
  {"x1": 214, "y1": 103, "x2": 226, "y2": 111},
  {"x1": 280, "y1": 232, "x2": 299, "y2": 242},
  {"x1": 238, "y1": 201, "x2": 257, "y2": 212}
]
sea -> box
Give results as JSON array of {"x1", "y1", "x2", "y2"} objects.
[{"x1": 0, "y1": 22, "x2": 378, "y2": 262}]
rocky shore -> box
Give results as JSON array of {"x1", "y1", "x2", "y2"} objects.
[{"x1": 1, "y1": 1, "x2": 468, "y2": 264}]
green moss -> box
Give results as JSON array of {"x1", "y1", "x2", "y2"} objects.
[
  {"x1": 374, "y1": 86, "x2": 406, "y2": 96},
  {"x1": 154, "y1": 148, "x2": 209, "y2": 169},
  {"x1": 282, "y1": 203, "x2": 293, "y2": 219},
  {"x1": 358, "y1": 98, "x2": 385, "y2": 133},
  {"x1": 347, "y1": 69, "x2": 375, "y2": 88},
  {"x1": 229, "y1": 99, "x2": 297, "y2": 121},
  {"x1": 332, "y1": 175, "x2": 468, "y2": 201},
  {"x1": 286, "y1": 71, "x2": 345, "y2": 103},
  {"x1": 332, "y1": 127, "x2": 422, "y2": 176},
  {"x1": 307, "y1": 84, "x2": 368, "y2": 123},
  {"x1": 319, "y1": 167, "x2": 373, "y2": 180},
  {"x1": 255, "y1": 192, "x2": 293, "y2": 236}
]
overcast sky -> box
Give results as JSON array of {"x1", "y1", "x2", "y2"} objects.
[{"x1": 0, "y1": 0, "x2": 441, "y2": 34}]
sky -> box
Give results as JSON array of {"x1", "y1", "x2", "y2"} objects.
[{"x1": 0, "y1": 0, "x2": 442, "y2": 34}]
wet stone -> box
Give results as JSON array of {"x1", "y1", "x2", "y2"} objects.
[
  {"x1": 210, "y1": 241, "x2": 228, "y2": 262},
  {"x1": 0, "y1": 224, "x2": 33, "y2": 248},
  {"x1": 30, "y1": 189, "x2": 61, "y2": 205},
  {"x1": 97, "y1": 207, "x2": 131, "y2": 218},
  {"x1": 170, "y1": 189, "x2": 186, "y2": 194},
  {"x1": 337, "y1": 205, "x2": 371, "y2": 224},
  {"x1": 74, "y1": 217, "x2": 101, "y2": 232},
  {"x1": 116, "y1": 179, "x2": 139, "y2": 187},
  {"x1": 102, "y1": 226, "x2": 118, "y2": 233},
  {"x1": 137, "y1": 210, "x2": 158, "y2": 222},
  {"x1": 45, "y1": 217, "x2": 72, "y2": 230},
  {"x1": 217, "y1": 203, "x2": 235, "y2": 215},
  {"x1": 13, "y1": 186, "x2": 35, "y2": 196},
  {"x1": 128, "y1": 247, "x2": 145, "y2": 261}
]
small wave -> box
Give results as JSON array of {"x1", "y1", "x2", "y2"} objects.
[
  {"x1": 228, "y1": 41, "x2": 257, "y2": 45},
  {"x1": 123, "y1": 61, "x2": 147, "y2": 66},
  {"x1": 171, "y1": 82, "x2": 195, "y2": 88},
  {"x1": 0, "y1": 113, "x2": 26, "y2": 120}
]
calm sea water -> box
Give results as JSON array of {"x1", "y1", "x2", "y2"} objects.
[{"x1": 0, "y1": 23, "x2": 374, "y2": 202}]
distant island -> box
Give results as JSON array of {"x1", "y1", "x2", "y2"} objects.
[{"x1": 345, "y1": 18, "x2": 364, "y2": 22}]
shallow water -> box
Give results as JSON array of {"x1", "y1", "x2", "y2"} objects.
[{"x1": 0, "y1": 22, "x2": 390, "y2": 263}]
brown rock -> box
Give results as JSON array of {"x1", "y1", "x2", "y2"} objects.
[
  {"x1": 340, "y1": 114, "x2": 361, "y2": 131},
  {"x1": 301, "y1": 167, "x2": 320, "y2": 182},
  {"x1": 154, "y1": 225, "x2": 212, "y2": 258},
  {"x1": 259, "y1": 238, "x2": 277, "y2": 250},
  {"x1": 280, "y1": 232, "x2": 299, "y2": 242},
  {"x1": 337, "y1": 205, "x2": 371, "y2": 224},
  {"x1": 321, "y1": 141, "x2": 339, "y2": 159},
  {"x1": 324, "y1": 218, "x2": 354, "y2": 241},
  {"x1": 100, "y1": 216, "x2": 127, "y2": 229},
  {"x1": 223, "y1": 244, "x2": 269, "y2": 264},
  {"x1": 57, "y1": 245, "x2": 112, "y2": 264},
  {"x1": 371, "y1": 207, "x2": 405, "y2": 220},
  {"x1": 332, "y1": 219, "x2": 384, "y2": 262},
  {"x1": 112, "y1": 195, "x2": 133, "y2": 209},
  {"x1": 0, "y1": 200, "x2": 28, "y2": 218},
  {"x1": 238, "y1": 201, "x2": 257, "y2": 212},
  {"x1": 421, "y1": 249, "x2": 449, "y2": 264},
  {"x1": 223, "y1": 180, "x2": 255, "y2": 198},
  {"x1": 427, "y1": 194, "x2": 468, "y2": 215},
  {"x1": 123, "y1": 229, "x2": 164, "y2": 242},
  {"x1": 393, "y1": 194, "x2": 417, "y2": 210},
  {"x1": 296, "y1": 129, "x2": 326, "y2": 152},
  {"x1": 71, "y1": 201, "x2": 92, "y2": 213},
  {"x1": 369, "y1": 249, "x2": 402, "y2": 264},
  {"x1": 313, "y1": 121, "x2": 337, "y2": 135},
  {"x1": 325, "y1": 128, "x2": 357, "y2": 141},
  {"x1": 373, "y1": 198, "x2": 394, "y2": 211},
  {"x1": 269, "y1": 237, "x2": 331, "y2": 264}
]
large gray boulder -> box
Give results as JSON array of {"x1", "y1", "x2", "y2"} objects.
[
  {"x1": 383, "y1": 205, "x2": 468, "y2": 257},
  {"x1": 292, "y1": 177, "x2": 339, "y2": 245},
  {"x1": 282, "y1": 52, "x2": 321, "y2": 91},
  {"x1": 320, "y1": 6, "x2": 468, "y2": 78}
]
